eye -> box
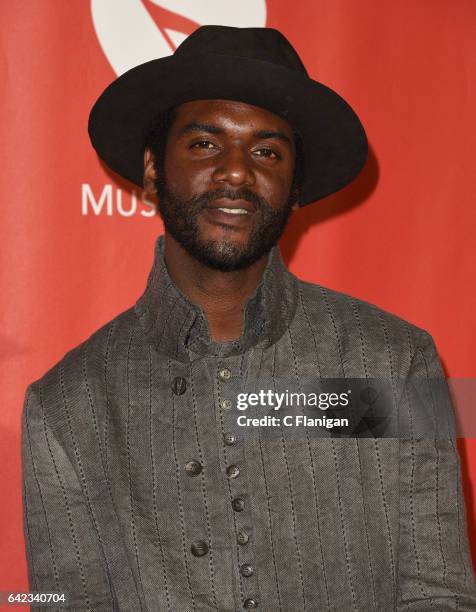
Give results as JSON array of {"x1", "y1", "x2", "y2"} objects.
[
  {"x1": 253, "y1": 148, "x2": 280, "y2": 160},
  {"x1": 190, "y1": 140, "x2": 217, "y2": 150}
]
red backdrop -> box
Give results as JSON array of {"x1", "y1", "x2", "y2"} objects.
[{"x1": 1, "y1": 0, "x2": 475, "y2": 605}]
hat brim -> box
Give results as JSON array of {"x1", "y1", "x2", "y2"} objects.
[{"x1": 88, "y1": 54, "x2": 368, "y2": 205}]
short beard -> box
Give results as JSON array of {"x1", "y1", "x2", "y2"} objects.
[{"x1": 155, "y1": 181, "x2": 295, "y2": 272}]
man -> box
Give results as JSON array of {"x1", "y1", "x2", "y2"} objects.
[{"x1": 22, "y1": 26, "x2": 476, "y2": 611}]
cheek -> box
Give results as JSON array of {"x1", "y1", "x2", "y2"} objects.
[
  {"x1": 260, "y1": 171, "x2": 294, "y2": 207},
  {"x1": 164, "y1": 156, "x2": 213, "y2": 197}
]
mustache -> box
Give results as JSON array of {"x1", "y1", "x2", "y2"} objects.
[{"x1": 187, "y1": 187, "x2": 271, "y2": 212}]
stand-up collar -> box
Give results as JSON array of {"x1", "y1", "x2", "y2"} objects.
[{"x1": 134, "y1": 235, "x2": 299, "y2": 362}]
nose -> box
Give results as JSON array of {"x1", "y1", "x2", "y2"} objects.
[{"x1": 211, "y1": 147, "x2": 255, "y2": 187}]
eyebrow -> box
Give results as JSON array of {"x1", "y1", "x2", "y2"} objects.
[
  {"x1": 254, "y1": 130, "x2": 292, "y2": 146},
  {"x1": 179, "y1": 122, "x2": 223, "y2": 136},
  {"x1": 179, "y1": 122, "x2": 293, "y2": 146}
]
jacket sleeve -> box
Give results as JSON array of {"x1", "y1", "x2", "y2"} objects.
[
  {"x1": 21, "y1": 382, "x2": 137, "y2": 612},
  {"x1": 397, "y1": 331, "x2": 476, "y2": 610}
]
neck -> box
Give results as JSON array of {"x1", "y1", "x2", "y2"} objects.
[{"x1": 163, "y1": 233, "x2": 268, "y2": 342}]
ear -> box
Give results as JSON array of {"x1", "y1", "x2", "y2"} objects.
[
  {"x1": 291, "y1": 201, "x2": 300, "y2": 211},
  {"x1": 143, "y1": 148, "x2": 158, "y2": 196}
]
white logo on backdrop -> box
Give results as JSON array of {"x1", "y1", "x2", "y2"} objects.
[{"x1": 91, "y1": 0, "x2": 267, "y2": 76}]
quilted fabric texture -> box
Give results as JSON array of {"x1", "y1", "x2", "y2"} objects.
[{"x1": 22, "y1": 235, "x2": 476, "y2": 611}]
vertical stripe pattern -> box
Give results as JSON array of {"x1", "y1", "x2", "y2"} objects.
[{"x1": 21, "y1": 237, "x2": 476, "y2": 611}]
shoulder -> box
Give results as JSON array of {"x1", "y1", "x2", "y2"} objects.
[
  {"x1": 294, "y1": 277, "x2": 436, "y2": 368},
  {"x1": 297, "y1": 277, "x2": 427, "y2": 335},
  {"x1": 26, "y1": 306, "x2": 139, "y2": 401}
]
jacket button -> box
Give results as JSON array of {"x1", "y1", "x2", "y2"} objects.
[
  {"x1": 240, "y1": 563, "x2": 254, "y2": 577},
  {"x1": 190, "y1": 540, "x2": 208, "y2": 557},
  {"x1": 232, "y1": 497, "x2": 245, "y2": 512},
  {"x1": 221, "y1": 399, "x2": 232, "y2": 410},
  {"x1": 184, "y1": 460, "x2": 202, "y2": 476},
  {"x1": 237, "y1": 529, "x2": 249, "y2": 545},
  {"x1": 226, "y1": 465, "x2": 240, "y2": 479},
  {"x1": 243, "y1": 598, "x2": 258, "y2": 609},
  {"x1": 172, "y1": 376, "x2": 187, "y2": 395},
  {"x1": 223, "y1": 432, "x2": 237, "y2": 445},
  {"x1": 219, "y1": 368, "x2": 232, "y2": 380}
]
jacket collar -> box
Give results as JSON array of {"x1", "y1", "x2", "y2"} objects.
[{"x1": 134, "y1": 235, "x2": 299, "y2": 362}]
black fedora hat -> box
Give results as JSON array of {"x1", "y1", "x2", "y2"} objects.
[{"x1": 88, "y1": 26, "x2": 368, "y2": 206}]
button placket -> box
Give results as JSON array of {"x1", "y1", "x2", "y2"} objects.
[
  {"x1": 216, "y1": 356, "x2": 260, "y2": 609},
  {"x1": 171, "y1": 361, "x2": 217, "y2": 597}
]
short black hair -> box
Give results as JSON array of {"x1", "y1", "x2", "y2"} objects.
[
  {"x1": 145, "y1": 105, "x2": 304, "y2": 201},
  {"x1": 145, "y1": 106, "x2": 178, "y2": 175}
]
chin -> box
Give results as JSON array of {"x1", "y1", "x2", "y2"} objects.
[
  {"x1": 191, "y1": 236, "x2": 261, "y2": 272},
  {"x1": 199, "y1": 224, "x2": 251, "y2": 248}
]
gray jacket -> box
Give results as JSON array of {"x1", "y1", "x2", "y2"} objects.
[{"x1": 22, "y1": 235, "x2": 476, "y2": 611}]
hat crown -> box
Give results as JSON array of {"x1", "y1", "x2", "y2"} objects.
[{"x1": 174, "y1": 26, "x2": 308, "y2": 76}]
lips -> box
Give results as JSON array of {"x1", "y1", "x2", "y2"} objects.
[
  {"x1": 206, "y1": 198, "x2": 256, "y2": 215},
  {"x1": 202, "y1": 198, "x2": 256, "y2": 228}
]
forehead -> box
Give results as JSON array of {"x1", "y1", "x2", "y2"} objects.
[{"x1": 171, "y1": 99, "x2": 295, "y2": 138}]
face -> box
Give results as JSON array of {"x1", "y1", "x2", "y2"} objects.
[{"x1": 144, "y1": 99, "x2": 298, "y2": 271}]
